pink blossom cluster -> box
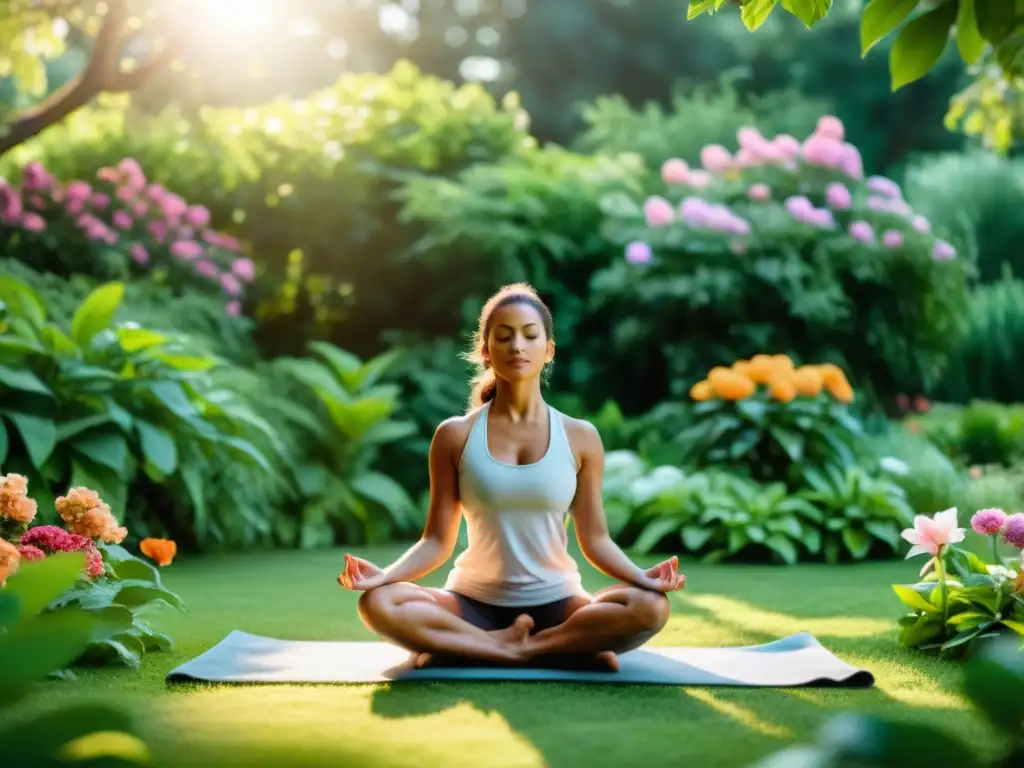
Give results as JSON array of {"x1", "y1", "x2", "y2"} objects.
[
  {"x1": 19, "y1": 524, "x2": 104, "y2": 578},
  {"x1": 626, "y1": 115, "x2": 961, "y2": 267},
  {"x1": 970, "y1": 509, "x2": 1024, "y2": 549},
  {"x1": 1, "y1": 158, "x2": 257, "y2": 317}
]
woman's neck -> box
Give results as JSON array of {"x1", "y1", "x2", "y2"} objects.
[{"x1": 490, "y1": 381, "x2": 546, "y2": 422}]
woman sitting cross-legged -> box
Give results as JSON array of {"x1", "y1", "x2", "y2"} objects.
[{"x1": 338, "y1": 283, "x2": 684, "y2": 671}]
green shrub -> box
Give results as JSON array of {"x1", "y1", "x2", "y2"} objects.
[
  {"x1": 935, "y1": 276, "x2": 1024, "y2": 404},
  {"x1": 904, "y1": 150, "x2": 1024, "y2": 284},
  {"x1": 597, "y1": 114, "x2": 971, "y2": 406},
  {"x1": 0, "y1": 275, "x2": 283, "y2": 551},
  {"x1": 904, "y1": 401, "x2": 1024, "y2": 469}
]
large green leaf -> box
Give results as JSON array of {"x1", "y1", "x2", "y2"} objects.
[
  {"x1": 889, "y1": 1, "x2": 957, "y2": 89},
  {"x1": 114, "y1": 584, "x2": 186, "y2": 612},
  {"x1": 816, "y1": 713, "x2": 980, "y2": 767},
  {"x1": 955, "y1": 0, "x2": 987, "y2": 64},
  {"x1": 72, "y1": 430, "x2": 128, "y2": 473},
  {"x1": 3, "y1": 553, "x2": 87, "y2": 618},
  {"x1": 0, "y1": 363, "x2": 51, "y2": 396},
  {"x1": 219, "y1": 436, "x2": 273, "y2": 472},
  {"x1": 135, "y1": 420, "x2": 178, "y2": 476},
  {"x1": 893, "y1": 584, "x2": 939, "y2": 613},
  {"x1": 117, "y1": 326, "x2": 169, "y2": 353},
  {"x1": 0, "y1": 419, "x2": 7, "y2": 465},
  {"x1": 0, "y1": 703, "x2": 145, "y2": 766},
  {"x1": 70, "y1": 283, "x2": 124, "y2": 348},
  {"x1": 860, "y1": 0, "x2": 920, "y2": 54},
  {"x1": 4, "y1": 411, "x2": 57, "y2": 468},
  {"x1": 0, "y1": 275, "x2": 46, "y2": 327},
  {"x1": 0, "y1": 609, "x2": 95, "y2": 690},
  {"x1": 963, "y1": 637, "x2": 1024, "y2": 734},
  {"x1": 351, "y1": 470, "x2": 416, "y2": 523}
]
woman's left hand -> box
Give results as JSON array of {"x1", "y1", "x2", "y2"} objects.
[{"x1": 641, "y1": 555, "x2": 686, "y2": 592}]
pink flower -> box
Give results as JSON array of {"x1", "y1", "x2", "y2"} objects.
[
  {"x1": 785, "y1": 195, "x2": 813, "y2": 218},
  {"x1": 912, "y1": 215, "x2": 931, "y2": 233},
  {"x1": 17, "y1": 544, "x2": 45, "y2": 562},
  {"x1": 867, "y1": 175, "x2": 901, "y2": 198},
  {"x1": 97, "y1": 166, "x2": 120, "y2": 184},
  {"x1": 149, "y1": 221, "x2": 169, "y2": 243},
  {"x1": 130, "y1": 244, "x2": 149, "y2": 265},
  {"x1": 661, "y1": 159, "x2": 690, "y2": 185},
  {"x1": 680, "y1": 197, "x2": 710, "y2": 225},
  {"x1": 231, "y1": 257, "x2": 255, "y2": 281},
  {"x1": 21, "y1": 161, "x2": 52, "y2": 191},
  {"x1": 185, "y1": 205, "x2": 211, "y2": 228},
  {"x1": 644, "y1": 196, "x2": 674, "y2": 227},
  {"x1": 226, "y1": 300, "x2": 241, "y2": 317},
  {"x1": 882, "y1": 230, "x2": 904, "y2": 249},
  {"x1": 196, "y1": 259, "x2": 218, "y2": 279},
  {"x1": 700, "y1": 144, "x2": 733, "y2": 174},
  {"x1": 113, "y1": 210, "x2": 134, "y2": 230},
  {"x1": 825, "y1": 182, "x2": 852, "y2": 210},
  {"x1": 220, "y1": 273, "x2": 243, "y2": 296},
  {"x1": 146, "y1": 184, "x2": 166, "y2": 202},
  {"x1": 91, "y1": 192, "x2": 110, "y2": 209},
  {"x1": 21, "y1": 525, "x2": 78, "y2": 552},
  {"x1": 170, "y1": 240, "x2": 203, "y2": 260},
  {"x1": 932, "y1": 240, "x2": 956, "y2": 261},
  {"x1": 901, "y1": 508, "x2": 965, "y2": 558},
  {"x1": 737, "y1": 126, "x2": 764, "y2": 151},
  {"x1": 748, "y1": 183, "x2": 771, "y2": 201},
  {"x1": 849, "y1": 220, "x2": 875, "y2": 244},
  {"x1": 801, "y1": 134, "x2": 844, "y2": 167},
  {"x1": 816, "y1": 115, "x2": 845, "y2": 141},
  {"x1": 104, "y1": 231, "x2": 118, "y2": 246},
  {"x1": 771, "y1": 134, "x2": 801, "y2": 162},
  {"x1": 160, "y1": 193, "x2": 188, "y2": 220},
  {"x1": 1002, "y1": 514, "x2": 1024, "y2": 548},
  {"x1": 133, "y1": 201, "x2": 149, "y2": 217},
  {"x1": 117, "y1": 186, "x2": 137, "y2": 204},
  {"x1": 685, "y1": 170, "x2": 713, "y2": 188},
  {"x1": 66, "y1": 181, "x2": 92, "y2": 201},
  {"x1": 806, "y1": 208, "x2": 836, "y2": 229},
  {"x1": 21, "y1": 213, "x2": 46, "y2": 232},
  {"x1": 116, "y1": 158, "x2": 146, "y2": 191},
  {"x1": 65, "y1": 197, "x2": 85, "y2": 216},
  {"x1": 971, "y1": 508, "x2": 1008, "y2": 536},
  {"x1": 625, "y1": 241, "x2": 653, "y2": 265}
]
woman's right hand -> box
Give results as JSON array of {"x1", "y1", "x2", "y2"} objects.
[{"x1": 338, "y1": 554, "x2": 387, "y2": 591}]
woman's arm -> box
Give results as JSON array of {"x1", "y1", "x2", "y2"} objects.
[
  {"x1": 377, "y1": 418, "x2": 466, "y2": 584},
  {"x1": 569, "y1": 421, "x2": 683, "y2": 592}
]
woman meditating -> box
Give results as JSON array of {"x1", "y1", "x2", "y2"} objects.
[{"x1": 338, "y1": 283, "x2": 684, "y2": 670}]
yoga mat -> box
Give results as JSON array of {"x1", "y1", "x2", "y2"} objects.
[{"x1": 167, "y1": 631, "x2": 873, "y2": 688}]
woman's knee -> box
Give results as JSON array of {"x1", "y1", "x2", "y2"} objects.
[
  {"x1": 357, "y1": 582, "x2": 406, "y2": 624},
  {"x1": 628, "y1": 589, "x2": 671, "y2": 632}
]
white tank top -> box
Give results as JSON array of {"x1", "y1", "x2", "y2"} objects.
[{"x1": 444, "y1": 402, "x2": 585, "y2": 607}]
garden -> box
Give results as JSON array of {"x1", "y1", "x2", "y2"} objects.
[{"x1": 2, "y1": 1, "x2": 1024, "y2": 766}]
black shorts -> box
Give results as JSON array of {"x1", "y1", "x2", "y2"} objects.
[{"x1": 448, "y1": 591, "x2": 579, "y2": 634}]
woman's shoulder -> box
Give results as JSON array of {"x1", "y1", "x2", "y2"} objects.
[
  {"x1": 432, "y1": 408, "x2": 484, "y2": 449},
  {"x1": 553, "y1": 410, "x2": 603, "y2": 453}
]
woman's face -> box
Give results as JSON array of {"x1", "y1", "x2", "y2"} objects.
[{"x1": 484, "y1": 301, "x2": 553, "y2": 383}]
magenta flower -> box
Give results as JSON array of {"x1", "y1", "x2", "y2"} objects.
[
  {"x1": 130, "y1": 244, "x2": 150, "y2": 265},
  {"x1": 113, "y1": 210, "x2": 134, "y2": 230},
  {"x1": 185, "y1": 205, "x2": 211, "y2": 228},
  {"x1": 912, "y1": 215, "x2": 931, "y2": 233},
  {"x1": 748, "y1": 183, "x2": 771, "y2": 201},
  {"x1": 660, "y1": 159, "x2": 689, "y2": 185},
  {"x1": 849, "y1": 220, "x2": 874, "y2": 244},
  {"x1": 932, "y1": 240, "x2": 956, "y2": 261},
  {"x1": 680, "y1": 197, "x2": 710, "y2": 225},
  {"x1": 170, "y1": 240, "x2": 203, "y2": 260},
  {"x1": 771, "y1": 134, "x2": 801, "y2": 162},
  {"x1": 825, "y1": 182, "x2": 852, "y2": 210},
  {"x1": 625, "y1": 241, "x2": 653, "y2": 265},
  {"x1": 226, "y1": 300, "x2": 242, "y2": 317},
  {"x1": 161, "y1": 193, "x2": 188, "y2": 220},
  {"x1": 21, "y1": 525, "x2": 78, "y2": 552},
  {"x1": 231, "y1": 257, "x2": 255, "y2": 281},
  {"x1": 149, "y1": 220, "x2": 169, "y2": 243},
  {"x1": 21, "y1": 161, "x2": 52, "y2": 191},
  {"x1": 805, "y1": 208, "x2": 836, "y2": 229},
  {"x1": 882, "y1": 230, "x2": 904, "y2": 248},
  {"x1": 867, "y1": 175, "x2": 901, "y2": 198},
  {"x1": 21, "y1": 213, "x2": 46, "y2": 233},
  {"x1": 116, "y1": 186, "x2": 137, "y2": 204},
  {"x1": 700, "y1": 144, "x2": 733, "y2": 174},
  {"x1": 816, "y1": 115, "x2": 845, "y2": 141},
  {"x1": 66, "y1": 181, "x2": 92, "y2": 201},
  {"x1": 971, "y1": 508, "x2": 1007, "y2": 536},
  {"x1": 116, "y1": 158, "x2": 146, "y2": 189},
  {"x1": 90, "y1": 193, "x2": 110, "y2": 209},
  {"x1": 65, "y1": 197, "x2": 85, "y2": 216},
  {"x1": 220, "y1": 273, "x2": 243, "y2": 296},
  {"x1": 17, "y1": 544, "x2": 45, "y2": 562},
  {"x1": 801, "y1": 134, "x2": 844, "y2": 167},
  {"x1": 132, "y1": 201, "x2": 149, "y2": 217},
  {"x1": 737, "y1": 126, "x2": 764, "y2": 150},
  {"x1": 196, "y1": 259, "x2": 218, "y2": 279},
  {"x1": 1002, "y1": 514, "x2": 1024, "y2": 548},
  {"x1": 686, "y1": 169, "x2": 713, "y2": 188},
  {"x1": 785, "y1": 195, "x2": 813, "y2": 218},
  {"x1": 644, "y1": 196, "x2": 674, "y2": 227}
]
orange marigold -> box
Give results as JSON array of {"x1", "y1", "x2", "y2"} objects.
[
  {"x1": 0, "y1": 473, "x2": 36, "y2": 524},
  {"x1": 818, "y1": 364, "x2": 855, "y2": 403},
  {"x1": 55, "y1": 487, "x2": 127, "y2": 543},
  {"x1": 746, "y1": 355, "x2": 777, "y2": 384},
  {"x1": 768, "y1": 369, "x2": 797, "y2": 403},
  {"x1": 140, "y1": 538, "x2": 177, "y2": 567},
  {"x1": 709, "y1": 369, "x2": 756, "y2": 400},
  {"x1": 690, "y1": 380, "x2": 713, "y2": 401},
  {"x1": 0, "y1": 538, "x2": 20, "y2": 586},
  {"x1": 792, "y1": 366, "x2": 824, "y2": 397}
]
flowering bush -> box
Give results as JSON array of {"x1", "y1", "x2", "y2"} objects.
[
  {"x1": 596, "y1": 114, "x2": 971, "y2": 403},
  {"x1": 893, "y1": 508, "x2": 1024, "y2": 658},
  {"x1": 0, "y1": 473, "x2": 184, "y2": 668},
  {"x1": 0, "y1": 158, "x2": 255, "y2": 317}
]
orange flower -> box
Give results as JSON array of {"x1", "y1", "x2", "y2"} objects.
[
  {"x1": 792, "y1": 366, "x2": 823, "y2": 397},
  {"x1": 0, "y1": 473, "x2": 36, "y2": 524},
  {"x1": 746, "y1": 355, "x2": 777, "y2": 384},
  {"x1": 690, "y1": 380, "x2": 713, "y2": 401},
  {"x1": 731, "y1": 360, "x2": 753, "y2": 378},
  {"x1": 140, "y1": 538, "x2": 177, "y2": 567},
  {"x1": 770, "y1": 354, "x2": 794, "y2": 372},
  {"x1": 0, "y1": 538, "x2": 20, "y2": 586},
  {"x1": 768, "y1": 369, "x2": 797, "y2": 403},
  {"x1": 709, "y1": 369, "x2": 756, "y2": 400},
  {"x1": 817, "y1": 363, "x2": 855, "y2": 403},
  {"x1": 55, "y1": 487, "x2": 127, "y2": 543}
]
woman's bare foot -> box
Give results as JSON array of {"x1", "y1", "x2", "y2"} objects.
[
  {"x1": 412, "y1": 614, "x2": 534, "y2": 668},
  {"x1": 594, "y1": 651, "x2": 619, "y2": 672}
]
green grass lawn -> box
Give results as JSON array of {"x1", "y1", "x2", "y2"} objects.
[{"x1": 12, "y1": 544, "x2": 999, "y2": 768}]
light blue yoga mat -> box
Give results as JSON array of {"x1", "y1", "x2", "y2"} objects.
[{"x1": 166, "y1": 631, "x2": 874, "y2": 687}]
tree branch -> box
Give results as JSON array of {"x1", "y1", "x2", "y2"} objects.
[{"x1": 0, "y1": 0, "x2": 174, "y2": 157}]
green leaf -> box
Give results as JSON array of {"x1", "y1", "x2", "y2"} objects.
[
  {"x1": 687, "y1": 0, "x2": 715, "y2": 19},
  {"x1": 681, "y1": 525, "x2": 714, "y2": 551},
  {"x1": 4, "y1": 553, "x2": 87, "y2": 618},
  {"x1": 963, "y1": 638, "x2": 1024, "y2": 733},
  {"x1": 0, "y1": 608, "x2": 94, "y2": 690},
  {"x1": 143, "y1": 380, "x2": 195, "y2": 418},
  {"x1": 114, "y1": 557, "x2": 163, "y2": 586},
  {"x1": 117, "y1": 326, "x2": 169, "y2": 352},
  {"x1": 889, "y1": 1, "x2": 957, "y2": 89},
  {"x1": 4, "y1": 411, "x2": 56, "y2": 469},
  {"x1": 741, "y1": 0, "x2": 777, "y2": 30},
  {"x1": 634, "y1": 517, "x2": 681, "y2": 554},
  {"x1": 70, "y1": 283, "x2": 124, "y2": 347},
  {"x1": 784, "y1": 0, "x2": 832, "y2": 28},
  {"x1": 956, "y1": 0, "x2": 987, "y2": 63},
  {"x1": 842, "y1": 527, "x2": 872, "y2": 560},
  {"x1": 0, "y1": 363, "x2": 51, "y2": 396},
  {"x1": 135, "y1": 420, "x2": 177, "y2": 476},
  {"x1": 220, "y1": 436, "x2": 273, "y2": 472},
  {"x1": 818, "y1": 713, "x2": 980, "y2": 766},
  {"x1": 1001, "y1": 619, "x2": 1024, "y2": 636},
  {"x1": 0, "y1": 275, "x2": 46, "y2": 327},
  {"x1": 0, "y1": 703, "x2": 143, "y2": 765},
  {"x1": 57, "y1": 413, "x2": 114, "y2": 442},
  {"x1": 860, "y1": 0, "x2": 920, "y2": 54},
  {"x1": 769, "y1": 426, "x2": 805, "y2": 461},
  {"x1": 350, "y1": 470, "x2": 416, "y2": 523},
  {"x1": 115, "y1": 584, "x2": 186, "y2": 612},
  {"x1": 893, "y1": 583, "x2": 939, "y2": 613},
  {"x1": 765, "y1": 534, "x2": 798, "y2": 565},
  {"x1": 0, "y1": 420, "x2": 7, "y2": 465},
  {"x1": 72, "y1": 430, "x2": 128, "y2": 473}
]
